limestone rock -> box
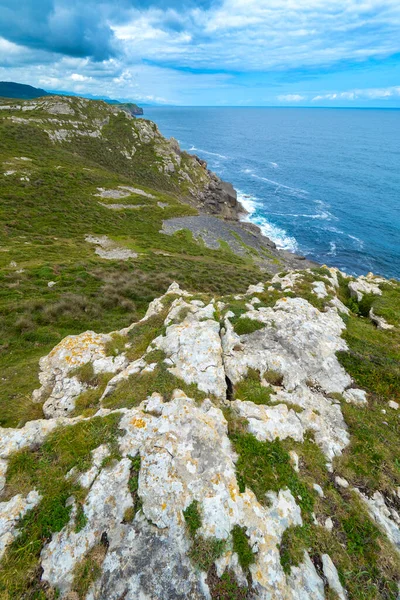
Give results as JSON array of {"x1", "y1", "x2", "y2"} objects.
[
  {"x1": 322, "y1": 554, "x2": 347, "y2": 599},
  {"x1": 0, "y1": 491, "x2": 41, "y2": 559}
]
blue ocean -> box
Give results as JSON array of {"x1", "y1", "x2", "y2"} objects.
[{"x1": 145, "y1": 107, "x2": 400, "y2": 280}]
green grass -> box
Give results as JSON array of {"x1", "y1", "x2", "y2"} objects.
[
  {"x1": 0, "y1": 413, "x2": 122, "y2": 598},
  {"x1": 127, "y1": 454, "x2": 142, "y2": 517},
  {"x1": 183, "y1": 500, "x2": 202, "y2": 538},
  {"x1": 188, "y1": 537, "x2": 226, "y2": 572},
  {"x1": 0, "y1": 108, "x2": 264, "y2": 427},
  {"x1": 234, "y1": 369, "x2": 273, "y2": 405},
  {"x1": 232, "y1": 526, "x2": 254, "y2": 572},
  {"x1": 233, "y1": 317, "x2": 265, "y2": 336},
  {"x1": 229, "y1": 431, "x2": 314, "y2": 517},
  {"x1": 102, "y1": 359, "x2": 208, "y2": 410}
]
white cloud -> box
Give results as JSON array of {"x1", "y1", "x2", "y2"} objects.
[
  {"x1": 70, "y1": 73, "x2": 89, "y2": 82},
  {"x1": 312, "y1": 86, "x2": 400, "y2": 101},
  {"x1": 277, "y1": 94, "x2": 306, "y2": 102}
]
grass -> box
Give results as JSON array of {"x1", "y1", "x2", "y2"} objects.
[
  {"x1": 102, "y1": 359, "x2": 208, "y2": 410},
  {"x1": 127, "y1": 454, "x2": 142, "y2": 517},
  {"x1": 229, "y1": 431, "x2": 314, "y2": 517},
  {"x1": 207, "y1": 566, "x2": 251, "y2": 600},
  {"x1": 233, "y1": 369, "x2": 273, "y2": 405},
  {"x1": 0, "y1": 103, "x2": 264, "y2": 428},
  {"x1": 183, "y1": 500, "x2": 202, "y2": 538},
  {"x1": 71, "y1": 542, "x2": 107, "y2": 598},
  {"x1": 189, "y1": 537, "x2": 226, "y2": 572},
  {"x1": 231, "y1": 526, "x2": 254, "y2": 572},
  {"x1": 70, "y1": 362, "x2": 100, "y2": 387},
  {"x1": 0, "y1": 413, "x2": 121, "y2": 598},
  {"x1": 233, "y1": 317, "x2": 265, "y2": 336}
]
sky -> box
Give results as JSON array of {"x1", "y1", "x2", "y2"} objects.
[{"x1": 0, "y1": 0, "x2": 400, "y2": 106}]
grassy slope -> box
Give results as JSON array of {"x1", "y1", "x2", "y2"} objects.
[
  {"x1": 0, "y1": 99, "x2": 263, "y2": 428},
  {"x1": 0, "y1": 97, "x2": 400, "y2": 600}
]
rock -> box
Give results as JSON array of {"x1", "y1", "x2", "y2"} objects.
[
  {"x1": 348, "y1": 277, "x2": 382, "y2": 302},
  {"x1": 369, "y1": 308, "x2": 394, "y2": 330},
  {"x1": 289, "y1": 451, "x2": 300, "y2": 472},
  {"x1": 313, "y1": 484, "x2": 324, "y2": 498},
  {"x1": 85, "y1": 235, "x2": 137, "y2": 261},
  {"x1": 335, "y1": 476, "x2": 349, "y2": 489},
  {"x1": 223, "y1": 297, "x2": 351, "y2": 394},
  {"x1": 153, "y1": 301, "x2": 226, "y2": 398},
  {"x1": 312, "y1": 281, "x2": 328, "y2": 298},
  {"x1": 33, "y1": 329, "x2": 127, "y2": 417},
  {"x1": 343, "y1": 388, "x2": 368, "y2": 406},
  {"x1": 389, "y1": 401, "x2": 399, "y2": 410},
  {"x1": 232, "y1": 399, "x2": 304, "y2": 443},
  {"x1": 322, "y1": 554, "x2": 348, "y2": 599},
  {"x1": 324, "y1": 517, "x2": 334, "y2": 531},
  {"x1": 357, "y1": 490, "x2": 400, "y2": 550},
  {"x1": 0, "y1": 491, "x2": 41, "y2": 559}
]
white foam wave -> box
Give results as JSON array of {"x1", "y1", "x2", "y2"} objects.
[
  {"x1": 268, "y1": 211, "x2": 334, "y2": 221},
  {"x1": 188, "y1": 146, "x2": 228, "y2": 160},
  {"x1": 328, "y1": 241, "x2": 337, "y2": 256},
  {"x1": 269, "y1": 162, "x2": 278, "y2": 169},
  {"x1": 241, "y1": 168, "x2": 254, "y2": 174},
  {"x1": 347, "y1": 233, "x2": 365, "y2": 250},
  {"x1": 251, "y1": 173, "x2": 308, "y2": 198},
  {"x1": 237, "y1": 191, "x2": 298, "y2": 252}
]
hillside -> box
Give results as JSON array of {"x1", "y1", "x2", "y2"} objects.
[
  {"x1": 0, "y1": 95, "x2": 399, "y2": 600},
  {"x1": 0, "y1": 82, "x2": 49, "y2": 100}
]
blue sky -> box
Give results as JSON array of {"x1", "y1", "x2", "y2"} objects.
[{"x1": 0, "y1": 0, "x2": 400, "y2": 106}]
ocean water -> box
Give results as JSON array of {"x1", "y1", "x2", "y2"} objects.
[{"x1": 145, "y1": 107, "x2": 400, "y2": 279}]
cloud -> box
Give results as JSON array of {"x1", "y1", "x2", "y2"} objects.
[
  {"x1": 0, "y1": 0, "x2": 400, "y2": 105},
  {"x1": 277, "y1": 94, "x2": 306, "y2": 102},
  {"x1": 0, "y1": 0, "x2": 118, "y2": 60},
  {"x1": 312, "y1": 86, "x2": 400, "y2": 101}
]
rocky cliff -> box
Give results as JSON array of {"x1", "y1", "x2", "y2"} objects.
[{"x1": 0, "y1": 267, "x2": 399, "y2": 599}]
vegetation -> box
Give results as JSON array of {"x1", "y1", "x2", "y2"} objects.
[
  {"x1": 183, "y1": 500, "x2": 202, "y2": 537},
  {"x1": 0, "y1": 98, "x2": 263, "y2": 427},
  {"x1": 0, "y1": 414, "x2": 121, "y2": 598}
]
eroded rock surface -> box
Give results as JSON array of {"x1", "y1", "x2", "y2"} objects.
[{"x1": 0, "y1": 269, "x2": 399, "y2": 599}]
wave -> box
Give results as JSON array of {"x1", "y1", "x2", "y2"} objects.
[
  {"x1": 188, "y1": 146, "x2": 228, "y2": 160},
  {"x1": 269, "y1": 162, "x2": 278, "y2": 169},
  {"x1": 237, "y1": 191, "x2": 298, "y2": 252},
  {"x1": 328, "y1": 241, "x2": 337, "y2": 256},
  {"x1": 250, "y1": 173, "x2": 309, "y2": 198},
  {"x1": 268, "y1": 211, "x2": 335, "y2": 221}
]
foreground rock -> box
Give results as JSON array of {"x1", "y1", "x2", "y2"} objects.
[{"x1": 0, "y1": 269, "x2": 399, "y2": 599}]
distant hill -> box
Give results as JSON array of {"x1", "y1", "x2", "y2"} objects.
[
  {"x1": 0, "y1": 81, "x2": 49, "y2": 99},
  {"x1": 0, "y1": 82, "x2": 143, "y2": 114}
]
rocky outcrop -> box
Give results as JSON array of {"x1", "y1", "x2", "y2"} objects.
[{"x1": 0, "y1": 270, "x2": 399, "y2": 599}]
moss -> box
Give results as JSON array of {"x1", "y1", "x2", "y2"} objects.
[
  {"x1": 183, "y1": 500, "x2": 202, "y2": 538},
  {"x1": 231, "y1": 526, "x2": 255, "y2": 572}
]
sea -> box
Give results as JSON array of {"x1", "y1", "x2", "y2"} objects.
[{"x1": 145, "y1": 107, "x2": 400, "y2": 280}]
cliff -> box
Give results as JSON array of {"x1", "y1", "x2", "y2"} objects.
[{"x1": 0, "y1": 94, "x2": 399, "y2": 600}]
